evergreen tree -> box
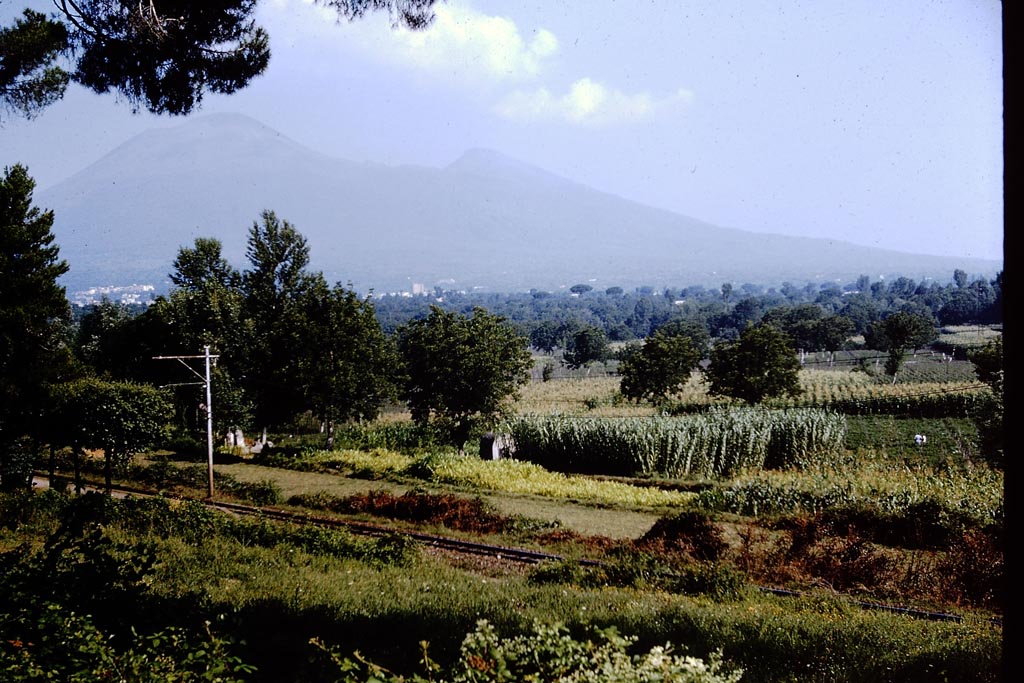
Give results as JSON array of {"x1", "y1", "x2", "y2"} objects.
[
  {"x1": 3, "y1": 1, "x2": 438, "y2": 118},
  {"x1": 0, "y1": 164, "x2": 71, "y2": 489},
  {"x1": 0, "y1": 10, "x2": 70, "y2": 121}
]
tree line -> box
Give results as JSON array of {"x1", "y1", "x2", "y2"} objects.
[{"x1": 372, "y1": 268, "x2": 1001, "y2": 344}]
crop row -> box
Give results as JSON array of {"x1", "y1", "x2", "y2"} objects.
[
  {"x1": 262, "y1": 447, "x2": 694, "y2": 509},
  {"x1": 693, "y1": 456, "x2": 1004, "y2": 526},
  {"x1": 502, "y1": 408, "x2": 847, "y2": 479}
]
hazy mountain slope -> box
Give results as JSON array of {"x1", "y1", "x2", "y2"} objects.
[{"x1": 38, "y1": 113, "x2": 1001, "y2": 294}]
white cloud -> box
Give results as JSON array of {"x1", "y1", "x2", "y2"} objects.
[
  {"x1": 259, "y1": 1, "x2": 692, "y2": 128},
  {"x1": 496, "y1": 79, "x2": 694, "y2": 127},
  {"x1": 336, "y1": 2, "x2": 559, "y2": 83}
]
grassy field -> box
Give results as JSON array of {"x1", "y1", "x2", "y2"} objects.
[{"x1": 9, "y1": 355, "x2": 1003, "y2": 682}]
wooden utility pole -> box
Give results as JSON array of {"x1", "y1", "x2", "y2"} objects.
[{"x1": 154, "y1": 346, "x2": 219, "y2": 498}]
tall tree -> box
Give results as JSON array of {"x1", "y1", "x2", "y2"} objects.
[
  {"x1": 569, "y1": 283, "x2": 593, "y2": 296},
  {"x1": 968, "y1": 337, "x2": 1003, "y2": 466},
  {"x1": 865, "y1": 311, "x2": 937, "y2": 382},
  {"x1": 239, "y1": 210, "x2": 315, "y2": 434},
  {"x1": 619, "y1": 329, "x2": 701, "y2": 404},
  {"x1": 162, "y1": 237, "x2": 244, "y2": 353},
  {"x1": 397, "y1": 306, "x2": 532, "y2": 451},
  {"x1": 762, "y1": 303, "x2": 823, "y2": 352},
  {"x1": 529, "y1": 320, "x2": 561, "y2": 354},
  {"x1": 170, "y1": 237, "x2": 241, "y2": 291},
  {"x1": 0, "y1": 164, "x2": 71, "y2": 489},
  {"x1": 563, "y1": 326, "x2": 609, "y2": 371},
  {"x1": 75, "y1": 297, "x2": 134, "y2": 376},
  {"x1": 299, "y1": 280, "x2": 399, "y2": 447},
  {"x1": 3, "y1": 1, "x2": 438, "y2": 118},
  {"x1": 703, "y1": 323, "x2": 802, "y2": 404},
  {"x1": 815, "y1": 315, "x2": 855, "y2": 366},
  {"x1": 953, "y1": 269, "x2": 969, "y2": 289},
  {"x1": 142, "y1": 237, "x2": 250, "y2": 440}
]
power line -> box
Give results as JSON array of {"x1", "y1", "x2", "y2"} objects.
[{"x1": 153, "y1": 346, "x2": 219, "y2": 498}]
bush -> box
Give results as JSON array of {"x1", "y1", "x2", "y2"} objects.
[
  {"x1": 317, "y1": 619, "x2": 744, "y2": 683},
  {"x1": 665, "y1": 562, "x2": 747, "y2": 601},
  {"x1": 223, "y1": 479, "x2": 282, "y2": 506},
  {"x1": 818, "y1": 498, "x2": 986, "y2": 550},
  {"x1": 936, "y1": 526, "x2": 1004, "y2": 609},
  {"x1": 639, "y1": 511, "x2": 728, "y2": 562}
]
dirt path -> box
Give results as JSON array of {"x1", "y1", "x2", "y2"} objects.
[{"x1": 213, "y1": 461, "x2": 661, "y2": 540}]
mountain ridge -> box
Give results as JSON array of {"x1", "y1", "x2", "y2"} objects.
[{"x1": 37, "y1": 113, "x2": 1001, "y2": 295}]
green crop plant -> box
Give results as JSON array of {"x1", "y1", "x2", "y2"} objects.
[{"x1": 503, "y1": 409, "x2": 846, "y2": 479}]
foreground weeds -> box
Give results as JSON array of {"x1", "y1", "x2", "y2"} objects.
[{"x1": 0, "y1": 490, "x2": 1002, "y2": 683}]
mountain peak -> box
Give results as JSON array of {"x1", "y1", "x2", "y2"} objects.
[
  {"x1": 446, "y1": 148, "x2": 569, "y2": 185},
  {"x1": 151, "y1": 111, "x2": 307, "y2": 150}
]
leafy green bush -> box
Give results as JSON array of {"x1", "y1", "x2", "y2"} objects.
[
  {"x1": 0, "y1": 603, "x2": 255, "y2": 682},
  {"x1": 665, "y1": 562, "x2": 747, "y2": 601},
  {"x1": 132, "y1": 460, "x2": 281, "y2": 505},
  {"x1": 287, "y1": 488, "x2": 557, "y2": 536},
  {"x1": 221, "y1": 478, "x2": 282, "y2": 506},
  {"x1": 818, "y1": 498, "x2": 983, "y2": 550},
  {"x1": 317, "y1": 619, "x2": 744, "y2": 683}
]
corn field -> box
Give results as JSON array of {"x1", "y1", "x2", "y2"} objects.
[{"x1": 501, "y1": 408, "x2": 847, "y2": 479}]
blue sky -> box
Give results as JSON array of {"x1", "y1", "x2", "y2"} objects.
[{"x1": 2, "y1": 0, "x2": 1004, "y2": 262}]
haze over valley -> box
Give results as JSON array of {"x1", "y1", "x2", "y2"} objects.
[{"x1": 39, "y1": 113, "x2": 1000, "y2": 298}]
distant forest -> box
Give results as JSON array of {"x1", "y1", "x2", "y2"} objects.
[
  {"x1": 368, "y1": 271, "x2": 1002, "y2": 345},
  {"x1": 87, "y1": 269, "x2": 1002, "y2": 353}
]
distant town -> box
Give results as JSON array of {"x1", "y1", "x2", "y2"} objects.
[
  {"x1": 69, "y1": 284, "x2": 157, "y2": 307},
  {"x1": 67, "y1": 282, "x2": 454, "y2": 307}
]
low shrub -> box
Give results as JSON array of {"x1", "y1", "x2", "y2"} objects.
[
  {"x1": 316, "y1": 619, "x2": 744, "y2": 683},
  {"x1": 639, "y1": 511, "x2": 728, "y2": 562},
  {"x1": 937, "y1": 528, "x2": 1004, "y2": 609}
]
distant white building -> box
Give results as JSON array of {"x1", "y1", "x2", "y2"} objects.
[{"x1": 71, "y1": 284, "x2": 156, "y2": 307}]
